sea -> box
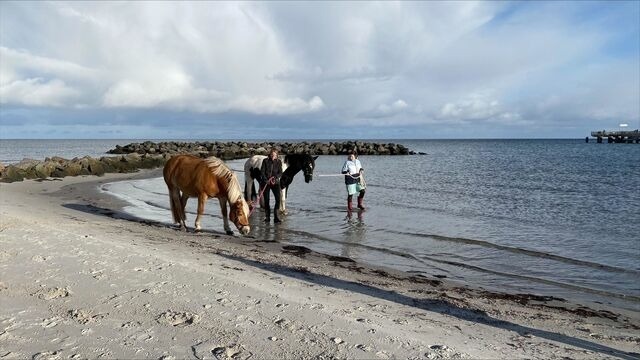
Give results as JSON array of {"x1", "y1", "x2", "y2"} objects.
[{"x1": 2, "y1": 139, "x2": 639, "y2": 312}]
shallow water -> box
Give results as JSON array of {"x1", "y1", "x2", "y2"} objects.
[{"x1": 99, "y1": 140, "x2": 640, "y2": 312}]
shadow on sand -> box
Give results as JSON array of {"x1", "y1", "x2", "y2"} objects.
[{"x1": 218, "y1": 253, "x2": 637, "y2": 360}]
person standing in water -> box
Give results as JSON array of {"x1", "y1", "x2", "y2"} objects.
[
  {"x1": 341, "y1": 150, "x2": 366, "y2": 211},
  {"x1": 260, "y1": 148, "x2": 283, "y2": 223}
]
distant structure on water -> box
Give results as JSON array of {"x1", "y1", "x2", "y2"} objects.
[{"x1": 587, "y1": 129, "x2": 640, "y2": 144}]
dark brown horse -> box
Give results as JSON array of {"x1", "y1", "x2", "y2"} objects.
[{"x1": 163, "y1": 155, "x2": 250, "y2": 235}]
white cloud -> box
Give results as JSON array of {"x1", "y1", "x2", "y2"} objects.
[
  {"x1": 231, "y1": 95, "x2": 325, "y2": 115},
  {"x1": 0, "y1": 1, "x2": 637, "y2": 137},
  {"x1": 438, "y1": 91, "x2": 526, "y2": 125},
  {"x1": 0, "y1": 47, "x2": 100, "y2": 84},
  {"x1": 102, "y1": 74, "x2": 324, "y2": 115},
  {"x1": 0, "y1": 78, "x2": 80, "y2": 106},
  {"x1": 269, "y1": 66, "x2": 391, "y2": 84}
]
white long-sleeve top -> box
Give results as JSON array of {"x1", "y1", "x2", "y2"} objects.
[{"x1": 341, "y1": 159, "x2": 362, "y2": 184}]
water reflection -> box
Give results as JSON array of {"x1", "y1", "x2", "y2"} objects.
[
  {"x1": 342, "y1": 209, "x2": 366, "y2": 258},
  {"x1": 248, "y1": 208, "x2": 291, "y2": 242}
]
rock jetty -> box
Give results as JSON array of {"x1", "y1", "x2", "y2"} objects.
[
  {"x1": 107, "y1": 140, "x2": 415, "y2": 157},
  {"x1": 0, "y1": 141, "x2": 417, "y2": 183}
]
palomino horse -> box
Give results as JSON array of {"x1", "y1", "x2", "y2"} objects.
[
  {"x1": 244, "y1": 153, "x2": 318, "y2": 215},
  {"x1": 163, "y1": 155, "x2": 250, "y2": 235}
]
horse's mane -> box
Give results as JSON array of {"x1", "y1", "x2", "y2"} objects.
[
  {"x1": 284, "y1": 153, "x2": 313, "y2": 164},
  {"x1": 205, "y1": 157, "x2": 248, "y2": 210}
]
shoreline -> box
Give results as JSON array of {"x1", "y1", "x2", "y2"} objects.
[{"x1": 1, "y1": 171, "x2": 639, "y2": 358}]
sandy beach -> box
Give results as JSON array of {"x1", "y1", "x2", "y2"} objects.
[{"x1": 0, "y1": 171, "x2": 638, "y2": 359}]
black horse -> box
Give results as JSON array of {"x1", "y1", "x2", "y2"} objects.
[
  {"x1": 279, "y1": 153, "x2": 318, "y2": 214},
  {"x1": 244, "y1": 153, "x2": 318, "y2": 214}
]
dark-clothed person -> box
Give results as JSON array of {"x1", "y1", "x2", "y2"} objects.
[{"x1": 260, "y1": 149, "x2": 283, "y2": 223}]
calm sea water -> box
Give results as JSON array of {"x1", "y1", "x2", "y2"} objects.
[
  {"x1": 3, "y1": 139, "x2": 639, "y2": 311},
  {"x1": 0, "y1": 139, "x2": 127, "y2": 164}
]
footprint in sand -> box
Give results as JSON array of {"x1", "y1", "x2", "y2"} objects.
[
  {"x1": 0, "y1": 251, "x2": 15, "y2": 261},
  {"x1": 192, "y1": 342, "x2": 252, "y2": 360},
  {"x1": 68, "y1": 309, "x2": 105, "y2": 324},
  {"x1": 33, "y1": 287, "x2": 71, "y2": 300},
  {"x1": 274, "y1": 318, "x2": 296, "y2": 332},
  {"x1": 424, "y1": 344, "x2": 468, "y2": 359},
  {"x1": 32, "y1": 350, "x2": 63, "y2": 360},
  {"x1": 41, "y1": 316, "x2": 62, "y2": 328},
  {"x1": 31, "y1": 255, "x2": 48, "y2": 262},
  {"x1": 156, "y1": 311, "x2": 201, "y2": 327}
]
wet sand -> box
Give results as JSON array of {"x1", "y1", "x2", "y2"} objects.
[{"x1": 0, "y1": 170, "x2": 638, "y2": 359}]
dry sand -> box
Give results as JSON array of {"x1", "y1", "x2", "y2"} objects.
[{"x1": 0, "y1": 170, "x2": 638, "y2": 359}]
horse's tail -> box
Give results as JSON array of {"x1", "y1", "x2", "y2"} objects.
[{"x1": 167, "y1": 184, "x2": 184, "y2": 223}]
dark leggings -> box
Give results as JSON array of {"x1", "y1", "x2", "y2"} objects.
[{"x1": 263, "y1": 184, "x2": 281, "y2": 214}]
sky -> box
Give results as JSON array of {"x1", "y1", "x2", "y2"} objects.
[{"x1": 0, "y1": 1, "x2": 638, "y2": 139}]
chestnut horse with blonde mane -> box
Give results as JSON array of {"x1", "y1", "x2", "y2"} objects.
[{"x1": 163, "y1": 155, "x2": 250, "y2": 236}]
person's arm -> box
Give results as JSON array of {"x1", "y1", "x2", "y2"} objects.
[
  {"x1": 260, "y1": 160, "x2": 268, "y2": 185},
  {"x1": 341, "y1": 161, "x2": 349, "y2": 174}
]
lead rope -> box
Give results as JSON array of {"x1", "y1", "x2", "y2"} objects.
[{"x1": 248, "y1": 176, "x2": 275, "y2": 217}]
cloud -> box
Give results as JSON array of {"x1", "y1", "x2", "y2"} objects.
[
  {"x1": 269, "y1": 66, "x2": 391, "y2": 84},
  {"x1": 231, "y1": 95, "x2": 324, "y2": 115},
  {"x1": 0, "y1": 1, "x2": 637, "y2": 138},
  {"x1": 358, "y1": 99, "x2": 410, "y2": 119},
  {"x1": 102, "y1": 74, "x2": 324, "y2": 115},
  {"x1": 0, "y1": 78, "x2": 80, "y2": 107},
  {"x1": 0, "y1": 2, "x2": 326, "y2": 117},
  {"x1": 0, "y1": 47, "x2": 100, "y2": 107},
  {"x1": 439, "y1": 92, "x2": 503, "y2": 121}
]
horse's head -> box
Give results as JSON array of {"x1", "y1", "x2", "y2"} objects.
[
  {"x1": 302, "y1": 155, "x2": 319, "y2": 183},
  {"x1": 229, "y1": 198, "x2": 250, "y2": 235}
]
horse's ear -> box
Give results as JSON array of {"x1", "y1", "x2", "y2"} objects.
[{"x1": 313, "y1": 156, "x2": 319, "y2": 160}]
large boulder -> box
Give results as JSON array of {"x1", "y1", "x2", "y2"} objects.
[
  {"x1": 61, "y1": 162, "x2": 83, "y2": 177},
  {"x1": 139, "y1": 154, "x2": 165, "y2": 169},
  {"x1": 78, "y1": 156, "x2": 105, "y2": 176},
  {"x1": 2, "y1": 166, "x2": 27, "y2": 182},
  {"x1": 34, "y1": 161, "x2": 58, "y2": 178},
  {"x1": 14, "y1": 158, "x2": 40, "y2": 170}
]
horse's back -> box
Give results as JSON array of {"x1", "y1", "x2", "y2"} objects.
[
  {"x1": 164, "y1": 154, "x2": 200, "y2": 180},
  {"x1": 245, "y1": 155, "x2": 266, "y2": 173},
  {"x1": 163, "y1": 155, "x2": 211, "y2": 195}
]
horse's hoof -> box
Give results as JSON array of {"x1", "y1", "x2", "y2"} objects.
[{"x1": 226, "y1": 230, "x2": 234, "y2": 236}]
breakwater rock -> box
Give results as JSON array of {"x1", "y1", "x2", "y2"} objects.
[
  {"x1": 0, "y1": 141, "x2": 419, "y2": 183},
  {"x1": 107, "y1": 140, "x2": 416, "y2": 157},
  {"x1": 0, "y1": 154, "x2": 166, "y2": 183}
]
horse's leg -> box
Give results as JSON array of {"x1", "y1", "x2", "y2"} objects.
[
  {"x1": 218, "y1": 197, "x2": 233, "y2": 235},
  {"x1": 169, "y1": 187, "x2": 187, "y2": 231},
  {"x1": 259, "y1": 183, "x2": 266, "y2": 209},
  {"x1": 195, "y1": 193, "x2": 207, "y2": 232},
  {"x1": 244, "y1": 176, "x2": 252, "y2": 202},
  {"x1": 180, "y1": 193, "x2": 189, "y2": 229},
  {"x1": 279, "y1": 186, "x2": 287, "y2": 215}
]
